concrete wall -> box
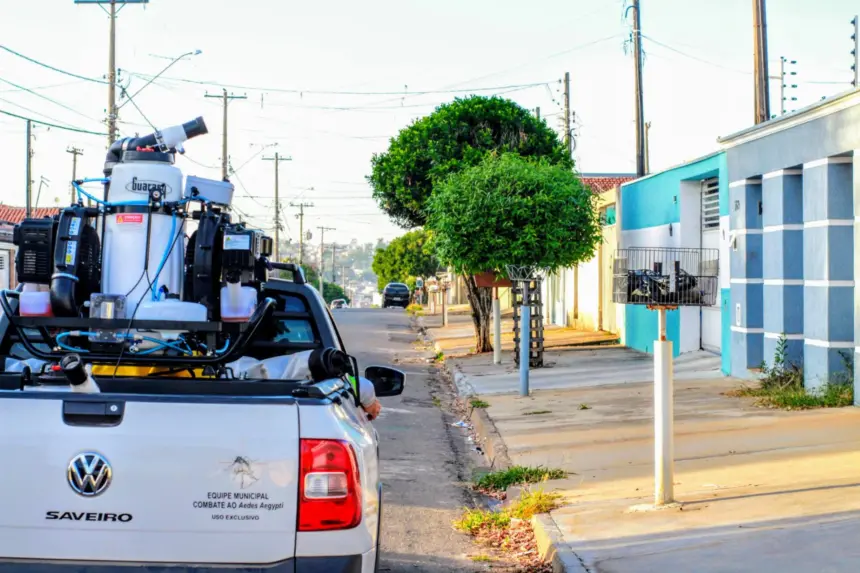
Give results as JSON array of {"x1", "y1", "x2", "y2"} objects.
[
  {"x1": 619, "y1": 152, "x2": 730, "y2": 368},
  {"x1": 719, "y1": 89, "x2": 860, "y2": 388}
]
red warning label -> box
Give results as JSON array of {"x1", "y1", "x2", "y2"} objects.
[{"x1": 116, "y1": 214, "x2": 144, "y2": 224}]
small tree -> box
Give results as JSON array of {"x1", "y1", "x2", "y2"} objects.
[
  {"x1": 369, "y1": 96, "x2": 570, "y2": 229},
  {"x1": 371, "y1": 229, "x2": 441, "y2": 292},
  {"x1": 427, "y1": 154, "x2": 602, "y2": 352}
]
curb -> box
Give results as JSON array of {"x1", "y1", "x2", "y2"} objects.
[
  {"x1": 531, "y1": 513, "x2": 589, "y2": 573},
  {"x1": 469, "y1": 400, "x2": 513, "y2": 470},
  {"x1": 444, "y1": 363, "x2": 513, "y2": 470}
]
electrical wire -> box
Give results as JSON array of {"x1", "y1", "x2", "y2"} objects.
[
  {"x1": 181, "y1": 154, "x2": 221, "y2": 170},
  {"x1": 0, "y1": 80, "x2": 89, "y2": 94},
  {"x1": 124, "y1": 72, "x2": 556, "y2": 97},
  {"x1": 0, "y1": 109, "x2": 107, "y2": 136},
  {"x1": 0, "y1": 95, "x2": 84, "y2": 129},
  {"x1": 0, "y1": 76, "x2": 105, "y2": 124},
  {"x1": 0, "y1": 44, "x2": 108, "y2": 84}
]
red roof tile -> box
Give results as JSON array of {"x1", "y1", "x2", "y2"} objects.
[
  {"x1": 0, "y1": 206, "x2": 60, "y2": 226},
  {"x1": 580, "y1": 175, "x2": 636, "y2": 194}
]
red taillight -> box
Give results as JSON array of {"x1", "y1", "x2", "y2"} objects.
[{"x1": 298, "y1": 439, "x2": 362, "y2": 531}]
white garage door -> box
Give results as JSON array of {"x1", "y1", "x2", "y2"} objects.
[{"x1": 701, "y1": 178, "x2": 721, "y2": 354}]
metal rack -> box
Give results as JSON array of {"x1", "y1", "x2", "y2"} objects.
[
  {"x1": 511, "y1": 278, "x2": 544, "y2": 368},
  {"x1": 612, "y1": 247, "x2": 719, "y2": 307}
]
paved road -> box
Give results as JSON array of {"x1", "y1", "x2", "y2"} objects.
[{"x1": 333, "y1": 308, "x2": 482, "y2": 572}]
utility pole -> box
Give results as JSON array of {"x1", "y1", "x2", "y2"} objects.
[
  {"x1": 535, "y1": 106, "x2": 541, "y2": 121},
  {"x1": 753, "y1": 0, "x2": 771, "y2": 124},
  {"x1": 317, "y1": 226, "x2": 335, "y2": 296},
  {"x1": 25, "y1": 120, "x2": 32, "y2": 218},
  {"x1": 330, "y1": 244, "x2": 337, "y2": 283},
  {"x1": 290, "y1": 201, "x2": 314, "y2": 265},
  {"x1": 632, "y1": 0, "x2": 646, "y2": 177},
  {"x1": 262, "y1": 152, "x2": 292, "y2": 262},
  {"x1": 851, "y1": 16, "x2": 858, "y2": 87},
  {"x1": 66, "y1": 147, "x2": 84, "y2": 204},
  {"x1": 563, "y1": 72, "x2": 572, "y2": 160},
  {"x1": 205, "y1": 89, "x2": 247, "y2": 180},
  {"x1": 107, "y1": 0, "x2": 117, "y2": 145},
  {"x1": 644, "y1": 122, "x2": 651, "y2": 175},
  {"x1": 341, "y1": 265, "x2": 346, "y2": 291}
]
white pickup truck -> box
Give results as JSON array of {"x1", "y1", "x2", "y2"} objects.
[{"x1": 0, "y1": 275, "x2": 404, "y2": 572}]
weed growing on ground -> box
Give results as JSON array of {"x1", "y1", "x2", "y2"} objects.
[
  {"x1": 578, "y1": 403, "x2": 591, "y2": 410},
  {"x1": 433, "y1": 351, "x2": 445, "y2": 363},
  {"x1": 431, "y1": 395, "x2": 442, "y2": 408},
  {"x1": 523, "y1": 410, "x2": 552, "y2": 416},
  {"x1": 470, "y1": 398, "x2": 490, "y2": 409},
  {"x1": 454, "y1": 488, "x2": 561, "y2": 572},
  {"x1": 405, "y1": 303, "x2": 424, "y2": 317},
  {"x1": 453, "y1": 488, "x2": 561, "y2": 535},
  {"x1": 474, "y1": 466, "x2": 566, "y2": 493},
  {"x1": 729, "y1": 335, "x2": 854, "y2": 409},
  {"x1": 470, "y1": 554, "x2": 492, "y2": 562}
]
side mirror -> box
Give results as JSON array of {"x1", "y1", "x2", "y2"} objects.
[{"x1": 364, "y1": 366, "x2": 405, "y2": 397}]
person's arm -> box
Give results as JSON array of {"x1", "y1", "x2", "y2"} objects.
[{"x1": 358, "y1": 376, "x2": 382, "y2": 420}]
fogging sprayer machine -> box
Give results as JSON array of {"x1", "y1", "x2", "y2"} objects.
[{"x1": 2, "y1": 116, "x2": 288, "y2": 372}]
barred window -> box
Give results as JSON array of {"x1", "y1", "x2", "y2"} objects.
[{"x1": 701, "y1": 178, "x2": 720, "y2": 230}]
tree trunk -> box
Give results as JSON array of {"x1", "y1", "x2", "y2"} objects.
[{"x1": 464, "y1": 274, "x2": 494, "y2": 353}]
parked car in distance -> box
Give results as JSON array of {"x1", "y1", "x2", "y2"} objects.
[
  {"x1": 382, "y1": 283, "x2": 411, "y2": 308},
  {"x1": 330, "y1": 299, "x2": 347, "y2": 310}
]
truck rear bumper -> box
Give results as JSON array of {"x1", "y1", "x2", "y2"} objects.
[{"x1": 0, "y1": 555, "x2": 363, "y2": 573}]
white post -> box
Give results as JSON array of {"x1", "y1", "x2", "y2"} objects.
[
  {"x1": 442, "y1": 287, "x2": 448, "y2": 327},
  {"x1": 519, "y1": 282, "x2": 530, "y2": 396},
  {"x1": 654, "y1": 308, "x2": 675, "y2": 506},
  {"x1": 493, "y1": 287, "x2": 502, "y2": 365}
]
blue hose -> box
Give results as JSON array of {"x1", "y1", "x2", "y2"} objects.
[
  {"x1": 73, "y1": 179, "x2": 148, "y2": 207},
  {"x1": 55, "y1": 330, "x2": 191, "y2": 356},
  {"x1": 55, "y1": 331, "x2": 98, "y2": 353},
  {"x1": 150, "y1": 211, "x2": 178, "y2": 301},
  {"x1": 133, "y1": 335, "x2": 192, "y2": 356}
]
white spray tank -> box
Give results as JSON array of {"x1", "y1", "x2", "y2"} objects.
[{"x1": 100, "y1": 118, "x2": 208, "y2": 316}]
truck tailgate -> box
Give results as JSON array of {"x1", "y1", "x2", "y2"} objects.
[{"x1": 0, "y1": 394, "x2": 300, "y2": 566}]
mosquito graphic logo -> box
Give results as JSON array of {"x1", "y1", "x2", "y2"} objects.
[{"x1": 222, "y1": 456, "x2": 260, "y2": 489}]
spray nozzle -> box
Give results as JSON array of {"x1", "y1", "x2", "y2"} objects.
[{"x1": 60, "y1": 353, "x2": 87, "y2": 387}]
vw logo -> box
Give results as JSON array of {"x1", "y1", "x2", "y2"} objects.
[{"x1": 67, "y1": 453, "x2": 112, "y2": 497}]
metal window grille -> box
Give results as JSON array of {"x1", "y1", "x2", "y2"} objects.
[
  {"x1": 612, "y1": 247, "x2": 719, "y2": 306},
  {"x1": 701, "y1": 178, "x2": 720, "y2": 230}
]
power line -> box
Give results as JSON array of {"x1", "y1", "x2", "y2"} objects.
[
  {"x1": 180, "y1": 154, "x2": 221, "y2": 170},
  {"x1": 0, "y1": 44, "x2": 108, "y2": 84},
  {"x1": 123, "y1": 72, "x2": 555, "y2": 96},
  {"x1": 0, "y1": 76, "x2": 104, "y2": 125},
  {"x1": 0, "y1": 80, "x2": 89, "y2": 94},
  {"x1": 0, "y1": 109, "x2": 107, "y2": 136},
  {"x1": 0, "y1": 95, "x2": 82, "y2": 128}
]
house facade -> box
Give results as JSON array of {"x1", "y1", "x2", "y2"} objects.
[
  {"x1": 718, "y1": 88, "x2": 860, "y2": 391},
  {"x1": 541, "y1": 174, "x2": 635, "y2": 339},
  {"x1": 618, "y1": 153, "x2": 731, "y2": 373},
  {"x1": 615, "y1": 88, "x2": 860, "y2": 399}
]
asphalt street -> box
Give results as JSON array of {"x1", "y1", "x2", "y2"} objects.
[{"x1": 333, "y1": 308, "x2": 483, "y2": 572}]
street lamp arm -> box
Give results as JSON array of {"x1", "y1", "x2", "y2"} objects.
[{"x1": 117, "y1": 50, "x2": 201, "y2": 110}]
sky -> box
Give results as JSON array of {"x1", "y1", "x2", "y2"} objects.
[{"x1": 0, "y1": 0, "x2": 857, "y2": 245}]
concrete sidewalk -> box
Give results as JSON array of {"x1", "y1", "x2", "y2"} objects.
[
  {"x1": 424, "y1": 312, "x2": 619, "y2": 356},
  {"x1": 446, "y1": 347, "x2": 860, "y2": 571},
  {"x1": 449, "y1": 346, "x2": 723, "y2": 395}
]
